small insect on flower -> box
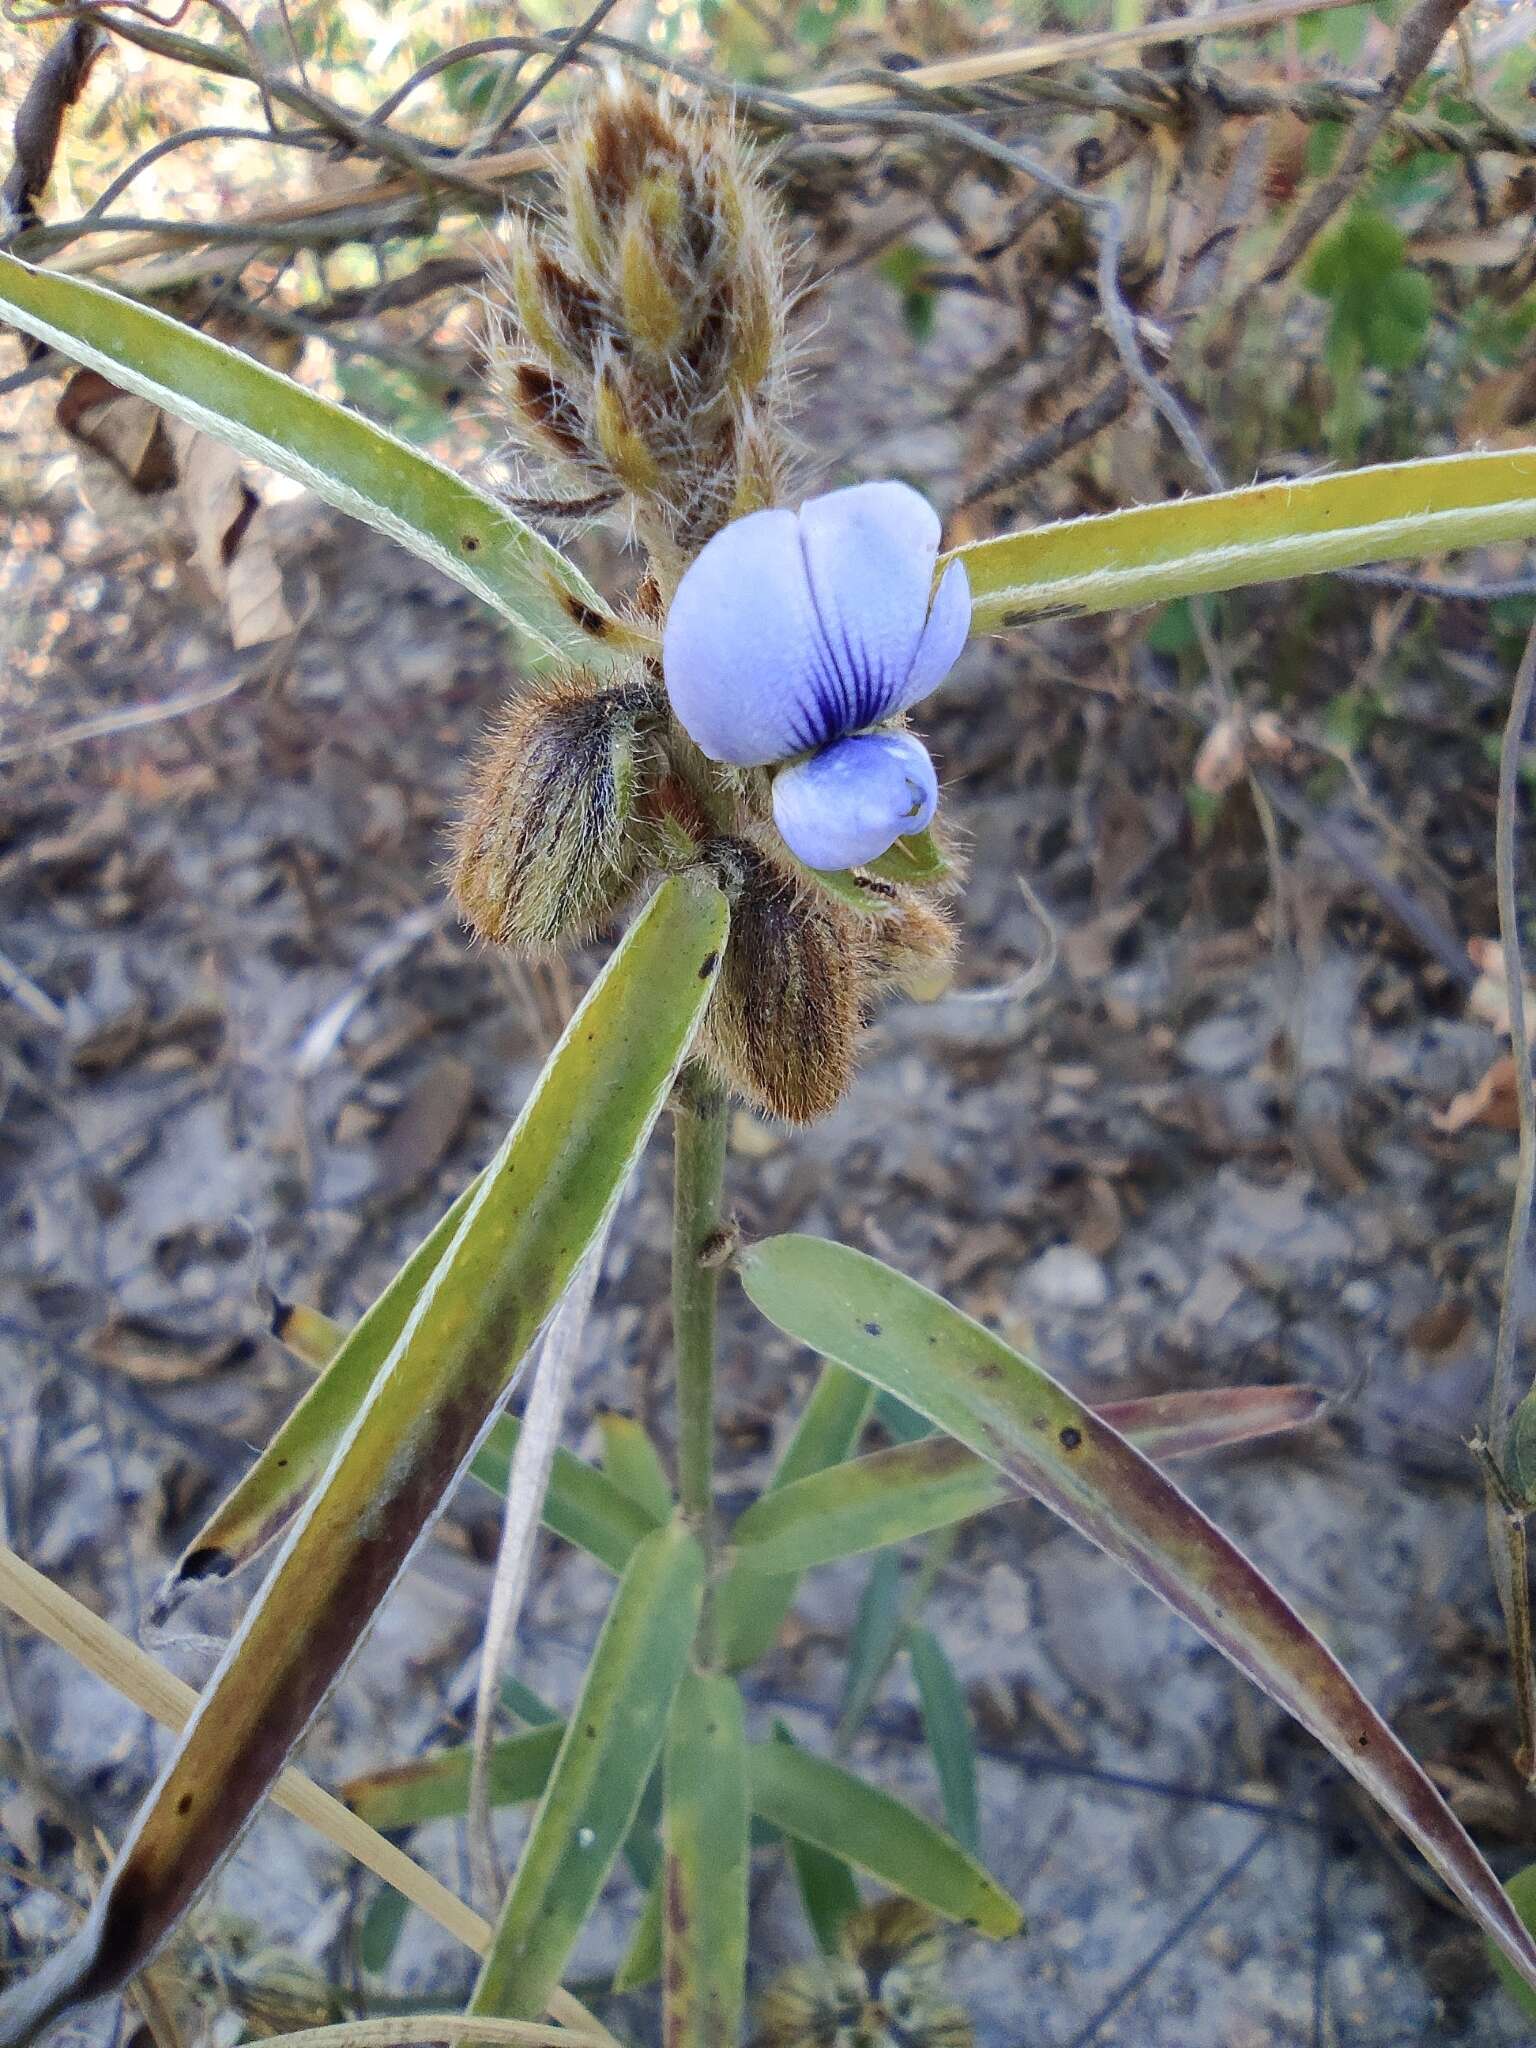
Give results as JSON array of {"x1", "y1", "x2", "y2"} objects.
[{"x1": 662, "y1": 480, "x2": 971, "y2": 871}]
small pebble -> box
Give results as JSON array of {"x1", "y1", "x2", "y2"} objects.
[{"x1": 1025, "y1": 1244, "x2": 1109, "y2": 1311}]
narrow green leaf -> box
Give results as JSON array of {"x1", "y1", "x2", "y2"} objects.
[
  {"x1": 473, "y1": 1414, "x2": 663, "y2": 1574},
  {"x1": 357, "y1": 1884, "x2": 411, "y2": 1977},
  {"x1": 612, "y1": 1873, "x2": 664, "y2": 1994},
  {"x1": 733, "y1": 1385, "x2": 1327, "y2": 1574},
  {"x1": 952, "y1": 447, "x2": 1536, "y2": 631},
  {"x1": 748, "y1": 1741, "x2": 1020, "y2": 1938},
  {"x1": 663, "y1": 1672, "x2": 750, "y2": 2048},
  {"x1": 171, "y1": 1227, "x2": 664, "y2": 1602},
  {"x1": 343, "y1": 1723, "x2": 564, "y2": 1833},
  {"x1": 501, "y1": 1677, "x2": 560, "y2": 1728},
  {"x1": 161, "y1": 1175, "x2": 484, "y2": 1600},
  {"x1": 773, "y1": 1724, "x2": 860, "y2": 1953},
  {"x1": 718, "y1": 1363, "x2": 873, "y2": 1669},
  {"x1": 840, "y1": 1552, "x2": 905, "y2": 1735},
  {"x1": 908, "y1": 1628, "x2": 978, "y2": 1855},
  {"x1": 787, "y1": 1832, "x2": 860, "y2": 1954},
  {"x1": 1490, "y1": 1864, "x2": 1536, "y2": 2019},
  {"x1": 0, "y1": 878, "x2": 728, "y2": 2047},
  {"x1": 739, "y1": 1235, "x2": 1536, "y2": 1995},
  {"x1": 875, "y1": 1391, "x2": 933, "y2": 1444},
  {"x1": 0, "y1": 252, "x2": 635, "y2": 664},
  {"x1": 598, "y1": 1411, "x2": 676, "y2": 1523},
  {"x1": 470, "y1": 1520, "x2": 706, "y2": 2022}
]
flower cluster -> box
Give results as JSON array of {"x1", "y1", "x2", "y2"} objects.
[{"x1": 456, "y1": 85, "x2": 970, "y2": 1124}]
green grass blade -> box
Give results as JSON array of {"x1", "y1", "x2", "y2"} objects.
[
  {"x1": 470, "y1": 1520, "x2": 705, "y2": 2022},
  {"x1": 908, "y1": 1628, "x2": 978, "y2": 1856},
  {"x1": 717, "y1": 1363, "x2": 873, "y2": 1669},
  {"x1": 0, "y1": 878, "x2": 727, "y2": 2048},
  {"x1": 733, "y1": 1385, "x2": 1326, "y2": 1573},
  {"x1": 597, "y1": 1411, "x2": 676, "y2": 1523},
  {"x1": 739, "y1": 1234, "x2": 1536, "y2": 1995},
  {"x1": 952, "y1": 447, "x2": 1536, "y2": 630},
  {"x1": 342, "y1": 1723, "x2": 565, "y2": 1833},
  {"x1": 0, "y1": 252, "x2": 633, "y2": 664},
  {"x1": 663, "y1": 1672, "x2": 750, "y2": 2048},
  {"x1": 747, "y1": 1741, "x2": 1020, "y2": 1938}
]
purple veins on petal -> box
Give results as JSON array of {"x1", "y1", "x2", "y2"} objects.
[
  {"x1": 771, "y1": 732, "x2": 939, "y2": 872},
  {"x1": 660, "y1": 480, "x2": 971, "y2": 768}
]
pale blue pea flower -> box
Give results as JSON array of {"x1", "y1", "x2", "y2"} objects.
[{"x1": 661, "y1": 479, "x2": 970, "y2": 868}]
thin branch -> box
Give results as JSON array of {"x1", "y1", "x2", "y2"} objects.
[
  {"x1": 959, "y1": 372, "x2": 1131, "y2": 504},
  {"x1": 1258, "y1": 0, "x2": 1480, "y2": 286},
  {"x1": 478, "y1": 0, "x2": 626, "y2": 155}
]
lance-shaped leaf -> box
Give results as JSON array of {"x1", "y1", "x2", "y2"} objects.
[
  {"x1": 774, "y1": 1723, "x2": 861, "y2": 1954},
  {"x1": 345, "y1": 1723, "x2": 566, "y2": 1834},
  {"x1": 0, "y1": 252, "x2": 637, "y2": 665},
  {"x1": 717, "y1": 1363, "x2": 873, "y2": 1670},
  {"x1": 732, "y1": 1384, "x2": 1326, "y2": 1574},
  {"x1": 597, "y1": 1411, "x2": 675, "y2": 1524},
  {"x1": 952, "y1": 447, "x2": 1536, "y2": 631},
  {"x1": 469, "y1": 1521, "x2": 705, "y2": 2022},
  {"x1": 908, "y1": 1628, "x2": 978, "y2": 1855},
  {"x1": 171, "y1": 1225, "x2": 662, "y2": 1605},
  {"x1": 0, "y1": 877, "x2": 727, "y2": 2048},
  {"x1": 748, "y1": 1741, "x2": 1020, "y2": 1938},
  {"x1": 739, "y1": 1235, "x2": 1536, "y2": 1995},
  {"x1": 471, "y1": 1415, "x2": 661, "y2": 1573},
  {"x1": 612, "y1": 1874, "x2": 665, "y2": 1994},
  {"x1": 1489, "y1": 1865, "x2": 1536, "y2": 2020},
  {"x1": 160, "y1": 1176, "x2": 484, "y2": 1603},
  {"x1": 663, "y1": 1672, "x2": 750, "y2": 2048}
]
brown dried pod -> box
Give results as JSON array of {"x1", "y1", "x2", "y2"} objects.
[{"x1": 453, "y1": 672, "x2": 658, "y2": 952}]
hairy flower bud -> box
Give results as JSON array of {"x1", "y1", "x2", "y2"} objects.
[
  {"x1": 453, "y1": 672, "x2": 656, "y2": 952},
  {"x1": 482, "y1": 80, "x2": 794, "y2": 566},
  {"x1": 870, "y1": 890, "x2": 958, "y2": 1002},
  {"x1": 699, "y1": 838, "x2": 868, "y2": 1123},
  {"x1": 592, "y1": 354, "x2": 663, "y2": 497}
]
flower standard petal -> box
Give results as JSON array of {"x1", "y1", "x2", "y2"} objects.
[
  {"x1": 661, "y1": 507, "x2": 846, "y2": 765},
  {"x1": 888, "y1": 558, "x2": 971, "y2": 715},
  {"x1": 771, "y1": 732, "x2": 939, "y2": 872},
  {"x1": 796, "y1": 482, "x2": 944, "y2": 732}
]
